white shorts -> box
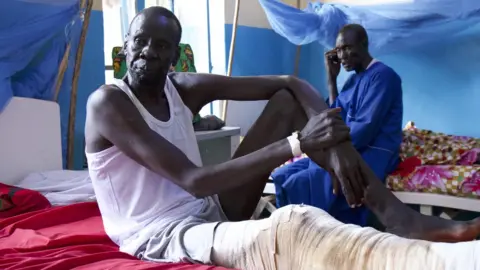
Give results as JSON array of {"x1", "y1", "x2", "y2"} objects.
[{"x1": 135, "y1": 195, "x2": 229, "y2": 264}]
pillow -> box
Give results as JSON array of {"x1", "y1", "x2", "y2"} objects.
[{"x1": 0, "y1": 183, "x2": 51, "y2": 218}]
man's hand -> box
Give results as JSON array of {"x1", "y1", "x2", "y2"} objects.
[
  {"x1": 299, "y1": 109, "x2": 368, "y2": 206},
  {"x1": 299, "y1": 108, "x2": 350, "y2": 151},
  {"x1": 321, "y1": 143, "x2": 369, "y2": 207},
  {"x1": 325, "y1": 49, "x2": 341, "y2": 80}
]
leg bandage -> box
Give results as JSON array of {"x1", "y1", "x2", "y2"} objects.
[{"x1": 212, "y1": 205, "x2": 479, "y2": 270}]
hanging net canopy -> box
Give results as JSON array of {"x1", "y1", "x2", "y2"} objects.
[
  {"x1": 258, "y1": 0, "x2": 480, "y2": 54},
  {"x1": 0, "y1": 0, "x2": 89, "y2": 167},
  {"x1": 0, "y1": 0, "x2": 82, "y2": 110}
]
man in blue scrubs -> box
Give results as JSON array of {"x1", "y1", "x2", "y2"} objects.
[{"x1": 272, "y1": 24, "x2": 402, "y2": 226}]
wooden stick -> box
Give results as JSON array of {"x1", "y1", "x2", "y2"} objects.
[
  {"x1": 52, "y1": 43, "x2": 71, "y2": 102},
  {"x1": 66, "y1": 0, "x2": 93, "y2": 169},
  {"x1": 293, "y1": 46, "x2": 301, "y2": 76},
  {"x1": 221, "y1": 0, "x2": 240, "y2": 122},
  {"x1": 293, "y1": 0, "x2": 301, "y2": 76}
]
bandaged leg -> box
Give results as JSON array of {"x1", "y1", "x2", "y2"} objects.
[{"x1": 212, "y1": 205, "x2": 479, "y2": 270}]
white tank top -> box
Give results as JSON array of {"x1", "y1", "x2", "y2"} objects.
[{"x1": 86, "y1": 77, "x2": 206, "y2": 255}]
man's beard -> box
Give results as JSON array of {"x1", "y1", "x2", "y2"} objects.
[{"x1": 130, "y1": 69, "x2": 166, "y2": 86}]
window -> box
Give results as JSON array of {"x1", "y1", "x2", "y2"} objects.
[
  {"x1": 170, "y1": 0, "x2": 211, "y2": 116},
  {"x1": 145, "y1": 0, "x2": 173, "y2": 15},
  {"x1": 207, "y1": 0, "x2": 226, "y2": 117},
  {"x1": 102, "y1": 0, "x2": 124, "y2": 85}
]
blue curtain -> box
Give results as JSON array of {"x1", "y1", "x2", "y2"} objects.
[{"x1": 258, "y1": 0, "x2": 480, "y2": 54}]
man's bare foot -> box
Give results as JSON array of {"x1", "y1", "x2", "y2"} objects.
[
  {"x1": 363, "y1": 181, "x2": 480, "y2": 243},
  {"x1": 308, "y1": 142, "x2": 480, "y2": 243},
  {"x1": 386, "y1": 213, "x2": 480, "y2": 243}
]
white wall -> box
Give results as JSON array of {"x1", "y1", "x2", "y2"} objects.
[
  {"x1": 224, "y1": 0, "x2": 271, "y2": 28},
  {"x1": 93, "y1": 0, "x2": 102, "y2": 11},
  {"x1": 224, "y1": 0, "x2": 301, "y2": 28},
  {"x1": 209, "y1": 0, "x2": 226, "y2": 76}
]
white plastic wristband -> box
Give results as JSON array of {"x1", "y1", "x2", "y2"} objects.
[{"x1": 287, "y1": 132, "x2": 303, "y2": 157}]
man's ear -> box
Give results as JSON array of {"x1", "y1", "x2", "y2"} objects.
[{"x1": 172, "y1": 45, "x2": 180, "y2": 66}]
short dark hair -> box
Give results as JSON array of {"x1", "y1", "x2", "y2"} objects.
[
  {"x1": 338, "y1": 24, "x2": 368, "y2": 48},
  {"x1": 129, "y1": 6, "x2": 182, "y2": 43}
]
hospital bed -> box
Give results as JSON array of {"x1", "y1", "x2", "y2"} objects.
[
  {"x1": 264, "y1": 174, "x2": 480, "y2": 219},
  {"x1": 263, "y1": 124, "x2": 480, "y2": 219},
  {"x1": 386, "y1": 124, "x2": 480, "y2": 218},
  {"x1": 0, "y1": 97, "x2": 232, "y2": 270}
]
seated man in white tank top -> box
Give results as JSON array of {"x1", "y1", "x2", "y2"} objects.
[{"x1": 84, "y1": 7, "x2": 480, "y2": 270}]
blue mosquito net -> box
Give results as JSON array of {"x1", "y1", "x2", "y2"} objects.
[
  {"x1": 0, "y1": 0, "x2": 82, "y2": 111},
  {"x1": 0, "y1": 0, "x2": 84, "y2": 166},
  {"x1": 258, "y1": 0, "x2": 480, "y2": 54}
]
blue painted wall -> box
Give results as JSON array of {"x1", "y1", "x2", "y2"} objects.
[
  {"x1": 224, "y1": 24, "x2": 327, "y2": 95},
  {"x1": 297, "y1": 42, "x2": 328, "y2": 96},
  {"x1": 379, "y1": 36, "x2": 480, "y2": 138},
  {"x1": 225, "y1": 24, "x2": 296, "y2": 76},
  {"x1": 225, "y1": 24, "x2": 480, "y2": 138}
]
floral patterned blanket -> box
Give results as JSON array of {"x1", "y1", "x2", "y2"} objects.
[
  {"x1": 387, "y1": 125, "x2": 480, "y2": 198},
  {"x1": 271, "y1": 124, "x2": 480, "y2": 198}
]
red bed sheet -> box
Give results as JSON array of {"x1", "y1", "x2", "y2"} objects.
[{"x1": 0, "y1": 202, "x2": 233, "y2": 270}]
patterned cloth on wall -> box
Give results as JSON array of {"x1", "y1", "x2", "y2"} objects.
[
  {"x1": 169, "y1": 43, "x2": 196, "y2": 73},
  {"x1": 387, "y1": 125, "x2": 480, "y2": 199},
  {"x1": 112, "y1": 44, "x2": 201, "y2": 124},
  {"x1": 112, "y1": 47, "x2": 127, "y2": 79}
]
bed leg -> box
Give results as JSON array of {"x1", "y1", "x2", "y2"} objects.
[
  {"x1": 439, "y1": 212, "x2": 452, "y2": 220},
  {"x1": 251, "y1": 196, "x2": 277, "y2": 220},
  {"x1": 420, "y1": 205, "x2": 433, "y2": 216}
]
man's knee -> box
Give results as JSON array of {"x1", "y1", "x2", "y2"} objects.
[
  {"x1": 267, "y1": 89, "x2": 302, "y2": 119},
  {"x1": 270, "y1": 89, "x2": 296, "y2": 107},
  {"x1": 270, "y1": 204, "x2": 328, "y2": 229}
]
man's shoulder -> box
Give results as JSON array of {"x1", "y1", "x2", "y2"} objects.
[
  {"x1": 371, "y1": 62, "x2": 401, "y2": 81},
  {"x1": 168, "y1": 72, "x2": 216, "y2": 87},
  {"x1": 168, "y1": 72, "x2": 200, "y2": 84},
  {"x1": 168, "y1": 72, "x2": 226, "y2": 100},
  {"x1": 168, "y1": 72, "x2": 203, "y2": 93},
  {"x1": 87, "y1": 84, "x2": 130, "y2": 112}
]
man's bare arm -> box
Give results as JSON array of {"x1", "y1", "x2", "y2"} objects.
[
  {"x1": 88, "y1": 87, "x2": 293, "y2": 198},
  {"x1": 327, "y1": 76, "x2": 339, "y2": 106},
  {"x1": 170, "y1": 73, "x2": 328, "y2": 118}
]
